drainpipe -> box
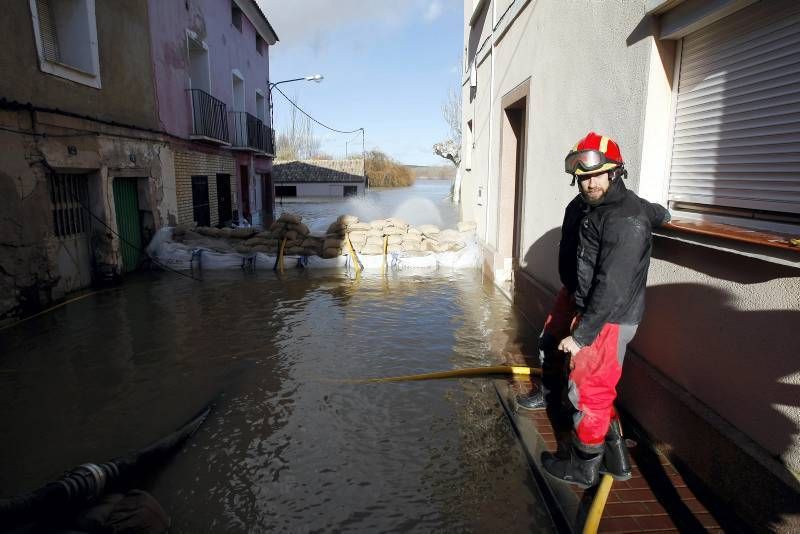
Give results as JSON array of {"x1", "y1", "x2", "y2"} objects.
[{"x1": 484, "y1": 0, "x2": 496, "y2": 246}]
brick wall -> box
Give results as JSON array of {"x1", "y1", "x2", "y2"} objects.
[{"x1": 174, "y1": 151, "x2": 237, "y2": 226}]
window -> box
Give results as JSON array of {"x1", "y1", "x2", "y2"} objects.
[
  {"x1": 256, "y1": 34, "x2": 266, "y2": 55},
  {"x1": 343, "y1": 186, "x2": 358, "y2": 197},
  {"x1": 255, "y1": 90, "x2": 265, "y2": 122},
  {"x1": 275, "y1": 185, "x2": 297, "y2": 197},
  {"x1": 186, "y1": 31, "x2": 210, "y2": 93},
  {"x1": 50, "y1": 173, "x2": 89, "y2": 237},
  {"x1": 30, "y1": 0, "x2": 101, "y2": 88},
  {"x1": 231, "y1": 2, "x2": 243, "y2": 31},
  {"x1": 667, "y1": 0, "x2": 800, "y2": 226}
]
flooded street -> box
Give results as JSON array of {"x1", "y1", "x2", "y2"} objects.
[{"x1": 0, "y1": 181, "x2": 554, "y2": 532}]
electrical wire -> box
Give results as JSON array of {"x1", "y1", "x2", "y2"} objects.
[
  {"x1": 272, "y1": 85, "x2": 363, "y2": 135},
  {"x1": 0, "y1": 125, "x2": 99, "y2": 138}
]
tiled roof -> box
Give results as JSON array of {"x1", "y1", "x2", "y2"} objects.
[{"x1": 273, "y1": 159, "x2": 365, "y2": 184}]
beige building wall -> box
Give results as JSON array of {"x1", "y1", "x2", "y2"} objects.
[
  {"x1": 174, "y1": 152, "x2": 238, "y2": 226},
  {"x1": 461, "y1": 0, "x2": 800, "y2": 528}
]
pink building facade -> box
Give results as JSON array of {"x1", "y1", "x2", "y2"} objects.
[{"x1": 148, "y1": 0, "x2": 278, "y2": 227}]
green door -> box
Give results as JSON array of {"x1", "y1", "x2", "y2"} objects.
[{"x1": 113, "y1": 178, "x2": 143, "y2": 273}]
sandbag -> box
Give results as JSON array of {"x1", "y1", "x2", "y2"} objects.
[
  {"x1": 439, "y1": 229, "x2": 461, "y2": 242},
  {"x1": 402, "y1": 233, "x2": 422, "y2": 244},
  {"x1": 323, "y1": 238, "x2": 344, "y2": 250},
  {"x1": 288, "y1": 222, "x2": 310, "y2": 236},
  {"x1": 301, "y1": 237, "x2": 323, "y2": 248},
  {"x1": 349, "y1": 231, "x2": 368, "y2": 242},
  {"x1": 401, "y1": 242, "x2": 422, "y2": 252},
  {"x1": 278, "y1": 213, "x2": 302, "y2": 224},
  {"x1": 361, "y1": 244, "x2": 384, "y2": 255},
  {"x1": 270, "y1": 221, "x2": 286, "y2": 232},
  {"x1": 387, "y1": 244, "x2": 403, "y2": 253},
  {"x1": 385, "y1": 217, "x2": 407, "y2": 229},
  {"x1": 348, "y1": 222, "x2": 371, "y2": 232},
  {"x1": 284, "y1": 230, "x2": 298, "y2": 241},
  {"x1": 321, "y1": 247, "x2": 343, "y2": 259},
  {"x1": 419, "y1": 224, "x2": 440, "y2": 236},
  {"x1": 406, "y1": 227, "x2": 422, "y2": 236},
  {"x1": 369, "y1": 219, "x2": 387, "y2": 230},
  {"x1": 387, "y1": 234, "x2": 403, "y2": 245},
  {"x1": 230, "y1": 227, "x2": 257, "y2": 239},
  {"x1": 337, "y1": 214, "x2": 359, "y2": 226},
  {"x1": 218, "y1": 227, "x2": 233, "y2": 238},
  {"x1": 197, "y1": 227, "x2": 221, "y2": 238},
  {"x1": 384, "y1": 226, "x2": 406, "y2": 236}
]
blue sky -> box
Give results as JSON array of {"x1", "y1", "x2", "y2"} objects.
[{"x1": 258, "y1": 0, "x2": 463, "y2": 165}]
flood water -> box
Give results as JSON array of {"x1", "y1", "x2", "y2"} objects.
[{"x1": 0, "y1": 181, "x2": 554, "y2": 533}]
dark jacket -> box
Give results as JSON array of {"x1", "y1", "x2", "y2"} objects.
[{"x1": 558, "y1": 178, "x2": 670, "y2": 347}]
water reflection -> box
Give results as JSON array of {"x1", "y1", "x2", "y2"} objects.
[{"x1": 0, "y1": 263, "x2": 553, "y2": 532}]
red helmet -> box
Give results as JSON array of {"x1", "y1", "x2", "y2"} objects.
[{"x1": 565, "y1": 132, "x2": 624, "y2": 177}]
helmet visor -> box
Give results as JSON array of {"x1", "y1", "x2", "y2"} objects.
[{"x1": 565, "y1": 150, "x2": 619, "y2": 175}]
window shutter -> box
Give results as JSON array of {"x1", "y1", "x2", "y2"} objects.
[
  {"x1": 669, "y1": 0, "x2": 800, "y2": 215},
  {"x1": 36, "y1": 0, "x2": 60, "y2": 62}
]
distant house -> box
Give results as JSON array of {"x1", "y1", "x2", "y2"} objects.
[{"x1": 272, "y1": 159, "x2": 366, "y2": 201}]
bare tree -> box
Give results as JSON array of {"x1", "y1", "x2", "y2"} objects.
[
  {"x1": 275, "y1": 97, "x2": 322, "y2": 160},
  {"x1": 433, "y1": 84, "x2": 462, "y2": 167}
]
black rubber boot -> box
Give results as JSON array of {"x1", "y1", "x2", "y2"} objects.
[
  {"x1": 516, "y1": 387, "x2": 546, "y2": 410},
  {"x1": 541, "y1": 438, "x2": 603, "y2": 489},
  {"x1": 599, "y1": 419, "x2": 632, "y2": 481}
]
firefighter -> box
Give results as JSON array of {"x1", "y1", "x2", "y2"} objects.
[{"x1": 517, "y1": 132, "x2": 670, "y2": 488}]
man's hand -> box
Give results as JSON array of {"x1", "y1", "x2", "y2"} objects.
[{"x1": 558, "y1": 336, "x2": 582, "y2": 357}]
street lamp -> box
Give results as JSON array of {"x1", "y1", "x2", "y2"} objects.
[{"x1": 268, "y1": 74, "x2": 324, "y2": 138}]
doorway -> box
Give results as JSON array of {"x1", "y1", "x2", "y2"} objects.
[
  {"x1": 216, "y1": 174, "x2": 232, "y2": 226},
  {"x1": 191, "y1": 175, "x2": 211, "y2": 227},
  {"x1": 239, "y1": 165, "x2": 250, "y2": 222},
  {"x1": 498, "y1": 80, "x2": 529, "y2": 289},
  {"x1": 113, "y1": 177, "x2": 143, "y2": 272}
]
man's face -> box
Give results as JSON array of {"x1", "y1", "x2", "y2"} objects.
[{"x1": 577, "y1": 171, "x2": 611, "y2": 206}]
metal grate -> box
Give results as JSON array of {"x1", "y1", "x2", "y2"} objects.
[
  {"x1": 50, "y1": 173, "x2": 89, "y2": 237},
  {"x1": 36, "y1": 0, "x2": 60, "y2": 62},
  {"x1": 669, "y1": 0, "x2": 800, "y2": 216}
]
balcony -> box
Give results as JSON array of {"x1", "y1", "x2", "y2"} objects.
[
  {"x1": 228, "y1": 111, "x2": 274, "y2": 155},
  {"x1": 188, "y1": 89, "x2": 230, "y2": 144}
]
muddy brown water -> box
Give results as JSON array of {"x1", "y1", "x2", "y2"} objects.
[{"x1": 1, "y1": 182, "x2": 555, "y2": 532}]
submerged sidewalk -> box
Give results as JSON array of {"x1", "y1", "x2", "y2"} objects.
[{"x1": 493, "y1": 374, "x2": 732, "y2": 533}]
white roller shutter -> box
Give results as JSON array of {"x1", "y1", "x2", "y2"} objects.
[{"x1": 669, "y1": 0, "x2": 800, "y2": 215}]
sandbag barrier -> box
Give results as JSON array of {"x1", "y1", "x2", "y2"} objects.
[{"x1": 150, "y1": 214, "x2": 481, "y2": 273}]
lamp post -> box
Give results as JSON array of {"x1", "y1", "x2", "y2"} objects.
[{"x1": 267, "y1": 74, "x2": 324, "y2": 145}]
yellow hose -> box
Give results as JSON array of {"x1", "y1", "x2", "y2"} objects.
[
  {"x1": 346, "y1": 234, "x2": 362, "y2": 274},
  {"x1": 382, "y1": 235, "x2": 388, "y2": 274},
  {"x1": 277, "y1": 237, "x2": 287, "y2": 273},
  {"x1": 0, "y1": 289, "x2": 108, "y2": 332},
  {"x1": 583, "y1": 473, "x2": 614, "y2": 534},
  {"x1": 343, "y1": 365, "x2": 540, "y2": 384}
]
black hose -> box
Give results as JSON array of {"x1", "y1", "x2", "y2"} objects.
[{"x1": 0, "y1": 403, "x2": 212, "y2": 527}]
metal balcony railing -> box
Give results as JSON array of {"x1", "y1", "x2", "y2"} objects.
[
  {"x1": 229, "y1": 111, "x2": 274, "y2": 154},
  {"x1": 188, "y1": 89, "x2": 229, "y2": 143}
]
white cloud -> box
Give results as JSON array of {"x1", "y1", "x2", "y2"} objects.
[
  {"x1": 258, "y1": 0, "x2": 455, "y2": 50},
  {"x1": 258, "y1": 0, "x2": 409, "y2": 51},
  {"x1": 424, "y1": 1, "x2": 443, "y2": 22}
]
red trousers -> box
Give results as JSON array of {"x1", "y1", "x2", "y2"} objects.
[{"x1": 542, "y1": 288, "x2": 632, "y2": 448}]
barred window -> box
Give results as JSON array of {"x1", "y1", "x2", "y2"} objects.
[{"x1": 50, "y1": 173, "x2": 89, "y2": 237}]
